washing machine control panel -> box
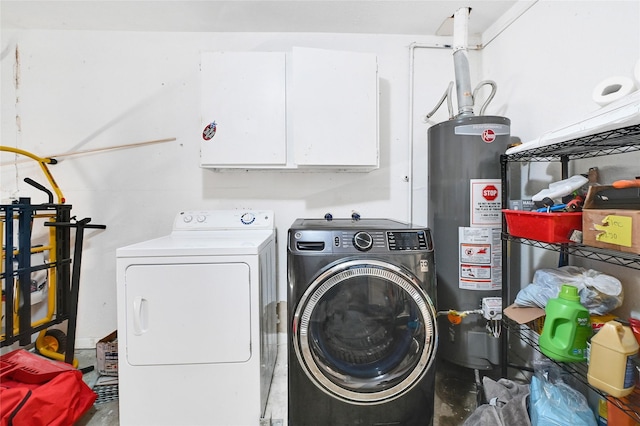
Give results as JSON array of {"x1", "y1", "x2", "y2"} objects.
[
  {"x1": 387, "y1": 231, "x2": 430, "y2": 251},
  {"x1": 292, "y1": 228, "x2": 432, "y2": 253},
  {"x1": 332, "y1": 230, "x2": 386, "y2": 252}
]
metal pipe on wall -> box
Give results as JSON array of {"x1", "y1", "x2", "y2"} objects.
[{"x1": 453, "y1": 7, "x2": 474, "y2": 117}]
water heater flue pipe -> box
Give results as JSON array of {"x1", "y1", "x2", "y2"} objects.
[{"x1": 453, "y1": 7, "x2": 474, "y2": 117}]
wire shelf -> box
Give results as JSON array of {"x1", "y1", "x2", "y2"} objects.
[
  {"x1": 501, "y1": 233, "x2": 640, "y2": 270},
  {"x1": 504, "y1": 317, "x2": 640, "y2": 423},
  {"x1": 501, "y1": 122, "x2": 640, "y2": 424},
  {"x1": 504, "y1": 124, "x2": 640, "y2": 162}
]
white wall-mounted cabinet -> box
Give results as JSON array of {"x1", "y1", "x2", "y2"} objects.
[
  {"x1": 199, "y1": 47, "x2": 379, "y2": 170},
  {"x1": 200, "y1": 52, "x2": 287, "y2": 167},
  {"x1": 292, "y1": 47, "x2": 378, "y2": 169}
]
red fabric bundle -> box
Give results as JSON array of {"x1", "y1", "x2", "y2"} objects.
[{"x1": 1, "y1": 350, "x2": 97, "y2": 426}]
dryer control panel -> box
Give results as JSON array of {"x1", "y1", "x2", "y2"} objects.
[{"x1": 173, "y1": 210, "x2": 274, "y2": 231}]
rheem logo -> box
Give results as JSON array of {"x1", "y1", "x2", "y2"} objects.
[{"x1": 482, "y1": 129, "x2": 496, "y2": 143}]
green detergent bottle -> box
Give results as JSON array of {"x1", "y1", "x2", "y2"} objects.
[{"x1": 539, "y1": 284, "x2": 592, "y2": 362}]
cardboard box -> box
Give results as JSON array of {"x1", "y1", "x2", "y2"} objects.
[
  {"x1": 96, "y1": 331, "x2": 118, "y2": 376},
  {"x1": 582, "y1": 209, "x2": 640, "y2": 254},
  {"x1": 582, "y1": 186, "x2": 640, "y2": 254},
  {"x1": 504, "y1": 304, "x2": 545, "y2": 324},
  {"x1": 504, "y1": 304, "x2": 545, "y2": 334}
]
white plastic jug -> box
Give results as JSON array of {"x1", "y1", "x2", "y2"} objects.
[{"x1": 587, "y1": 320, "x2": 639, "y2": 398}]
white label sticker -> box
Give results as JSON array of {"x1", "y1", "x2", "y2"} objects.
[
  {"x1": 458, "y1": 227, "x2": 502, "y2": 290},
  {"x1": 470, "y1": 179, "x2": 502, "y2": 227}
]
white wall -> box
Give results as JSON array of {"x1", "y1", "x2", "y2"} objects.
[
  {"x1": 483, "y1": 1, "x2": 639, "y2": 142},
  {"x1": 2, "y1": 1, "x2": 639, "y2": 346},
  {"x1": 480, "y1": 0, "x2": 640, "y2": 318},
  {"x1": 1, "y1": 30, "x2": 443, "y2": 346}
]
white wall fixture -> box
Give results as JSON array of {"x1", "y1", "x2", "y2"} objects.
[
  {"x1": 292, "y1": 47, "x2": 379, "y2": 170},
  {"x1": 200, "y1": 47, "x2": 378, "y2": 170},
  {"x1": 200, "y1": 52, "x2": 287, "y2": 167}
]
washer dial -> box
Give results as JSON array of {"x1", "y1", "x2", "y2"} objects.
[{"x1": 353, "y1": 231, "x2": 373, "y2": 251}]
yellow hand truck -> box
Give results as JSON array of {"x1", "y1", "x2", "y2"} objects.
[{"x1": 1, "y1": 146, "x2": 106, "y2": 367}]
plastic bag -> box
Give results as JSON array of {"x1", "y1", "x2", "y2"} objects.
[
  {"x1": 529, "y1": 361, "x2": 597, "y2": 426},
  {"x1": 514, "y1": 266, "x2": 622, "y2": 315}
]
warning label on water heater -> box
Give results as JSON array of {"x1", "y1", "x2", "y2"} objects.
[
  {"x1": 470, "y1": 179, "x2": 502, "y2": 227},
  {"x1": 458, "y1": 227, "x2": 502, "y2": 291}
]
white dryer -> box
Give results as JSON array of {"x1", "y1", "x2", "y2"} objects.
[{"x1": 116, "y1": 210, "x2": 277, "y2": 426}]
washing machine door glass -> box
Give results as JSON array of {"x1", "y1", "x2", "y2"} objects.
[{"x1": 293, "y1": 259, "x2": 437, "y2": 404}]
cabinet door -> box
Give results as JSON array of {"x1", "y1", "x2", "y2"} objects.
[
  {"x1": 292, "y1": 47, "x2": 379, "y2": 169},
  {"x1": 200, "y1": 52, "x2": 286, "y2": 167}
]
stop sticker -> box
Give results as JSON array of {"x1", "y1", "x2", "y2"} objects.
[
  {"x1": 483, "y1": 185, "x2": 499, "y2": 201},
  {"x1": 482, "y1": 129, "x2": 496, "y2": 143}
]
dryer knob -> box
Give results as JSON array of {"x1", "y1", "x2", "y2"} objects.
[
  {"x1": 241, "y1": 212, "x2": 256, "y2": 225},
  {"x1": 353, "y1": 231, "x2": 373, "y2": 251}
]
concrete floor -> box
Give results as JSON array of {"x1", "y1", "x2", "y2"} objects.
[
  {"x1": 75, "y1": 337, "x2": 479, "y2": 426},
  {"x1": 433, "y1": 360, "x2": 479, "y2": 426},
  {"x1": 75, "y1": 349, "x2": 119, "y2": 426}
]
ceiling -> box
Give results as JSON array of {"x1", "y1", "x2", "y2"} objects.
[{"x1": 1, "y1": 1, "x2": 533, "y2": 38}]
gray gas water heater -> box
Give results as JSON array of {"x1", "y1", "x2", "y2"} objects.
[{"x1": 427, "y1": 8, "x2": 510, "y2": 370}]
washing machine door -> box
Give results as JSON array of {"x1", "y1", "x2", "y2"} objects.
[{"x1": 293, "y1": 259, "x2": 437, "y2": 404}]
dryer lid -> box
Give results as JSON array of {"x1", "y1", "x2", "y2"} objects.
[
  {"x1": 116, "y1": 230, "x2": 275, "y2": 257},
  {"x1": 117, "y1": 210, "x2": 275, "y2": 257}
]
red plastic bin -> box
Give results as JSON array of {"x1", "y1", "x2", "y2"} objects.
[{"x1": 503, "y1": 210, "x2": 582, "y2": 244}]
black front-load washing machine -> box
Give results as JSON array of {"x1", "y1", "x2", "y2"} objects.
[{"x1": 287, "y1": 217, "x2": 438, "y2": 426}]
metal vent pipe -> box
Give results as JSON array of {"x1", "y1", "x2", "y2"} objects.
[{"x1": 453, "y1": 7, "x2": 474, "y2": 117}]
